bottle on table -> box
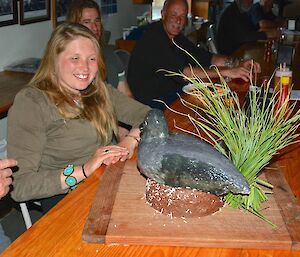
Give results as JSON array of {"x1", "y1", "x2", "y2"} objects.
[{"x1": 274, "y1": 63, "x2": 292, "y2": 110}]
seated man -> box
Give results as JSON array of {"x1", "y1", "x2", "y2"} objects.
[
  {"x1": 217, "y1": 0, "x2": 280, "y2": 55},
  {"x1": 249, "y1": 0, "x2": 286, "y2": 30},
  {"x1": 128, "y1": 0, "x2": 260, "y2": 109}
]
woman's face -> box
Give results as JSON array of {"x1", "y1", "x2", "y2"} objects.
[
  {"x1": 80, "y1": 8, "x2": 101, "y2": 40},
  {"x1": 57, "y1": 36, "x2": 98, "y2": 95}
]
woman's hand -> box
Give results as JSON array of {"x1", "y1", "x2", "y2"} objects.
[
  {"x1": 118, "y1": 128, "x2": 140, "y2": 160},
  {"x1": 84, "y1": 145, "x2": 129, "y2": 176}
]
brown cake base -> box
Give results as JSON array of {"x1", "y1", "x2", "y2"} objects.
[{"x1": 145, "y1": 178, "x2": 224, "y2": 218}]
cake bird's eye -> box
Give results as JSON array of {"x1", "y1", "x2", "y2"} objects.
[{"x1": 139, "y1": 122, "x2": 145, "y2": 134}]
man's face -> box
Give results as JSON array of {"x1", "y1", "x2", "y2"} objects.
[
  {"x1": 161, "y1": 0, "x2": 188, "y2": 39},
  {"x1": 239, "y1": 0, "x2": 254, "y2": 12},
  {"x1": 80, "y1": 8, "x2": 101, "y2": 40}
]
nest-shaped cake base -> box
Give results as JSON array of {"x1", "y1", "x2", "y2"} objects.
[{"x1": 145, "y1": 178, "x2": 224, "y2": 218}]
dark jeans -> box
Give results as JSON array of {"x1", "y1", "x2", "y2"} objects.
[
  {"x1": 40, "y1": 194, "x2": 66, "y2": 214},
  {"x1": 0, "y1": 224, "x2": 10, "y2": 253}
]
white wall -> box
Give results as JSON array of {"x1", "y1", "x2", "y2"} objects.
[
  {"x1": 0, "y1": 22, "x2": 52, "y2": 71},
  {"x1": 0, "y1": 0, "x2": 150, "y2": 71},
  {"x1": 102, "y1": 1, "x2": 150, "y2": 43}
]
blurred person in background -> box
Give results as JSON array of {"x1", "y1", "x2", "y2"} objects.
[
  {"x1": 248, "y1": 0, "x2": 286, "y2": 30},
  {"x1": 217, "y1": 0, "x2": 281, "y2": 55}
]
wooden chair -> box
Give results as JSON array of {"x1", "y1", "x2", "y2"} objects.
[
  {"x1": 207, "y1": 23, "x2": 218, "y2": 54},
  {"x1": 19, "y1": 201, "x2": 41, "y2": 229}
]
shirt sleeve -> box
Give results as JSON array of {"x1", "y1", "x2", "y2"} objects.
[
  {"x1": 118, "y1": 70, "x2": 126, "y2": 82},
  {"x1": 177, "y1": 35, "x2": 213, "y2": 68},
  {"x1": 103, "y1": 47, "x2": 126, "y2": 87},
  {"x1": 249, "y1": 4, "x2": 263, "y2": 27},
  {"x1": 7, "y1": 88, "x2": 65, "y2": 202},
  {"x1": 106, "y1": 84, "x2": 151, "y2": 128}
]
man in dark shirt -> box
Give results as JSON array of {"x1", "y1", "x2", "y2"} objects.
[
  {"x1": 128, "y1": 0, "x2": 260, "y2": 108},
  {"x1": 217, "y1": 0, "x2": 280, "y2": 55}
]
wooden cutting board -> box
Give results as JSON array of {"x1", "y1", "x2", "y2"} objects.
[{"x1": 82, "y1": 160, "x2": 300, "y2": 250}]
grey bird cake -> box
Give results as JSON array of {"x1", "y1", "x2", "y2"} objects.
[{"x1": 138, "y1": 109, "x2": 249, "y2": 218}]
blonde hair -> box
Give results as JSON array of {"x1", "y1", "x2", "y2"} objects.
[{"x1": 31, "y1": 22, "x2": 117, "y2": 144}]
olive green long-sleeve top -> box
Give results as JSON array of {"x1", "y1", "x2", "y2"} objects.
[{"x1": 7, "y1": 84, "x2": 151, "y2": 202}]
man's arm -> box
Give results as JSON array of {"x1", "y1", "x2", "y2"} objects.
[
  {"x1": 211, "y1": 54, "x2": 232, "y2": 67},
  {"x1": 183, "y1": 65, "x2": 252, "y2": 82},
  {"x1": 183, "y1": 55, "x2": 261, "y2": 82},
  {"x1": 211, "y1": 55, "x2": 261, "y2": 72}
]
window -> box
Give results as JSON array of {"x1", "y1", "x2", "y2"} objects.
[
  {"x1": 151, "y1": 0, "x2": 164, "y2": 20},
  {"x1": 100, "y1": 0, "x2": 117, "y2": 15}
]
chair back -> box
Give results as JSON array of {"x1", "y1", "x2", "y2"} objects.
[
  {"x1": 207, "y1": 37, "x2": 218, "y2": 54},
  {"x1": 103, "y1": 30, "x2": 111, "y2": 45},
  {"x1": 20, "y1": 201, "x2": 42, "y2": 229},
  {"x1": 114, "y1": 49, "x2": 131, "y2": 76},
  {"x1": 208, "y1": 24, "x2": 216, "y2": 42},
  {"x1": 207, "y1": 24, "x2": 218, "y2": 53}
]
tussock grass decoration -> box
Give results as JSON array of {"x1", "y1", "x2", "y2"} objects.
[{"x1": 159, "y1": 42, "x2": 300, "y2": 226}]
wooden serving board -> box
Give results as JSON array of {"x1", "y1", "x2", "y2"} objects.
[{"x1": 82, "y1": 160, "x2": 300, "y2": 250}]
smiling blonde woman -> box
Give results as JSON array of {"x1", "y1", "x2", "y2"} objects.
[{"x1": 7, "y1": 23, "x2": 151, "y2": 212}]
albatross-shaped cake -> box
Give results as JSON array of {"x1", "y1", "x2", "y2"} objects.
[{"x1": 138, "y1": 109, "x2": 250, "y2": 196}]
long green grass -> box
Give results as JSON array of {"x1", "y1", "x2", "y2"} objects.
[{"x1": 161, "y1": 45, "x2": 300, "y2": 226}]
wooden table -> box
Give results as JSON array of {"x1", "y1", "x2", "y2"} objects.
[
  {"x1": 2, "y1": 78, "x2": 300, "y2": 257},
  {"x1": 0, "y1": 71, "x2": 32, "y2": 115}
]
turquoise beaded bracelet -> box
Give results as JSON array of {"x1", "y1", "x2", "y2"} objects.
[{"x1": 63, "y1": 165, "x2": 78, "y2": 188}]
